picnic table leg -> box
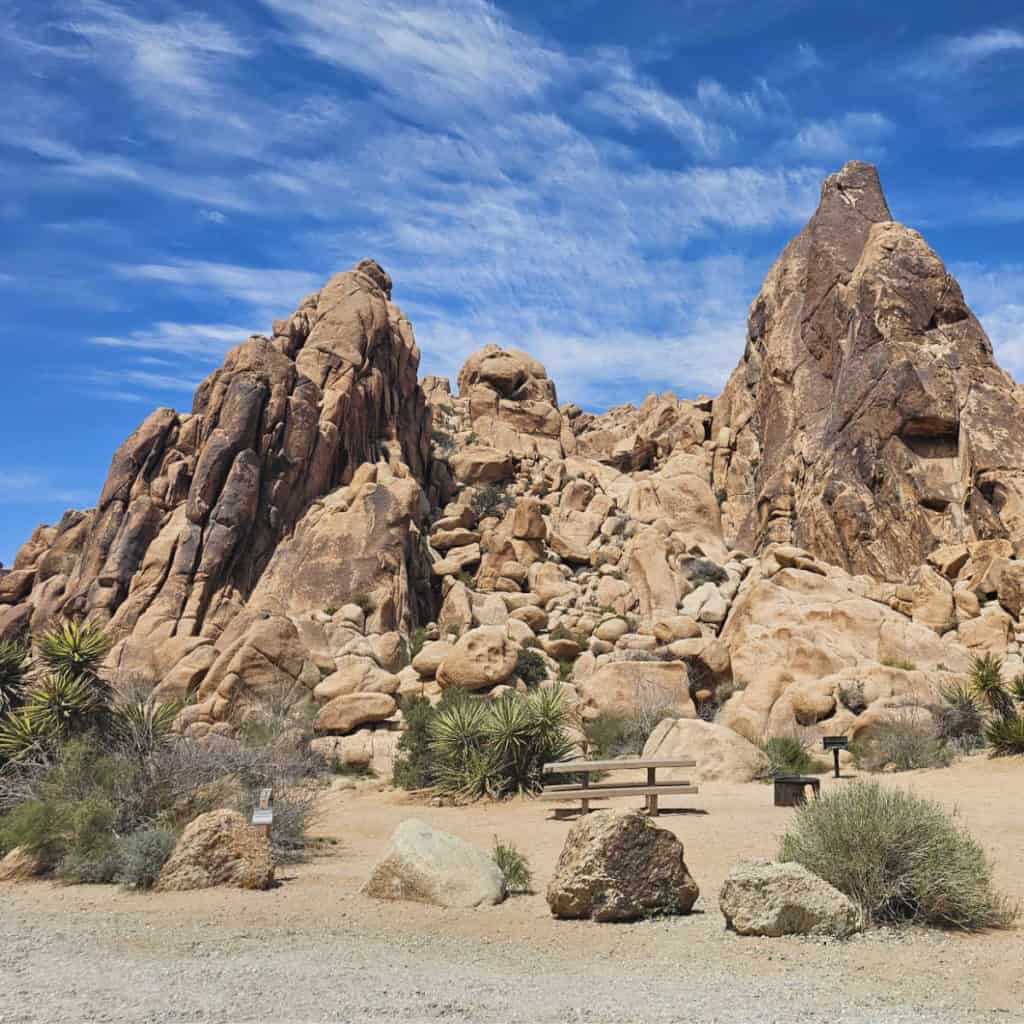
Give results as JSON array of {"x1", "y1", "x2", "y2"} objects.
[
  {"x1": 646, "y1": 767, "x2": 658, "y2": 816},
  {"x1": 581, "y1": 772, "x2": 590, "y2": 814}
]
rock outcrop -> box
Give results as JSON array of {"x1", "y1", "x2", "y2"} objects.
[{"x1": 713, "y1": 160, "x2": 1024, "y2": 581}]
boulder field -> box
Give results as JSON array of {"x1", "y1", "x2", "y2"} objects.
[{"x1": 5, "y1": 162, "x2": 1024, "y2": 757}]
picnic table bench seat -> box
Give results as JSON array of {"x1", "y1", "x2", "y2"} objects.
[{"x1": 540, "y1": 757, "x2": 698, "y2": 816}]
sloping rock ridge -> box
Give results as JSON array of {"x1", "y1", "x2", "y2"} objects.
[{"x1": 7, "y1": 164, "x2": 1024, "y2": 746}]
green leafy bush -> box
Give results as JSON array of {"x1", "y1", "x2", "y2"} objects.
[
  {"x1": 852, "y1": 711, "x2": 953, "y2": 772},
  {"x1": 584, "y1": 710, "x2": 641, "y2": 758},
  {"x1": 492, "y1": 836, "x2": 532, "y2": 893},
  {"x1": 470, "y1": 486, "x2": 511, "y2": 521},
  {"x1": 392, "y1": 695, "x2": 437, "y2": 791},
  {"x1": 759, "y1": 735, "x2": 826, "y2": 778},
  {"x1": 780, "y1": 780, "x2": 1016, "y2": 930},
  {"x1": 409, "y1": 627, "x2": 428, "y2": 662},
  {"x1": 985, "y1": 715, "x2": 1024, "y2": 756},
  {"x1": 116, "y1": 828, "x2": 176, "y2": 890},
  {"x1": 514, "y1": 648, "x2": 548, "y2": 687}
]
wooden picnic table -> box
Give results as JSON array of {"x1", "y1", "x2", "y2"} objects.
[{"x1": 540, "y1": 757, "x2": 698, "y2": 817}]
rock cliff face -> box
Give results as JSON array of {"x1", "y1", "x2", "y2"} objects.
[
  {"x1": 6, "y1": 163, "x2": 1024, "y2": 749},
  {"x1": 712, "y1": 161, "x2": 1024, "y2": 581}
]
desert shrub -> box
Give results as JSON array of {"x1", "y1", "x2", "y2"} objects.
[
  {"x1": 34, "y1": 620, "x2": 112, "y2": 678},
  {"x1": 837, "y1": 681, "x2": 868, "y2": 715},
  {"x1": 933, "y1": 683, "x2": 985, "y2": 748},
  {"x1": 970, "y1": 653, "x2": 1016, "y2": 720},
  {"x1": 470, "y1": 486, "x2": 511, "y2": 521},
  {"x1": 985, "y1": 715, "x2": 1024, "y2": 756},
  {"x1": 392, "y1": 695, "x2": 437, "y2": 791},
  {"x1": 635, "y1": 680, "x2": 680, "y2": 740},
  {"x1": 351, "y1": 592, "x2": 375, "y2": 615},
  {"x1": 881, "y1": 657, "x2": 916, "y2": 671},
  {"x1": 557, "y1": 660, "x2": 574, "y2": 682},
  {"x1": 780, "y1": 780, "x2": 1016, "y2": 930},
  {"x1": 1011, "y1": 674, "x2": 1024, "y2": 704},
  {"x1": 323, "y1": 606, "x2": 338, "y2": 617},
  {"x1": 492, "y1": 836, "x2": 532, "y2": 893},
  {"x1": 409, "y1": 627, "x2": 428, "y2": 661},
  {"x1": 584, "y1": 711, "x2": 641, "y2": 758},
  {"x1": 430, "y1": 689, "x2": 574, "y2": 801},
  {"x1": 852, "y1": 711, "x2": 953, "y2": 772},
  {"x1": 260, "y1": 783, "x2": 321, "y2": 863},
  {"x1": 0, "y1": 640, "x2": 28, "y2": 712},
  {"x1": 515, "y1": 648, "x2": 548, "y2": 687},
  {"x1": 116, "y1": 828, "x2": 176, "y2": 890},
  {"x1": 760, "y1": 735, "x2": 825, "y2": 778}
]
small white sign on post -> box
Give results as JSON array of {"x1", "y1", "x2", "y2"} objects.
[{"x1": 251, "y1": 807, "x2": 273, "y2": 826}]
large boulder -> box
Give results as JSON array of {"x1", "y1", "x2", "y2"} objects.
[
  {"x1": 547, "y1": 810, "x2": 699, "y2": 921},
  {"x1": 158, "y1": 810, "x2": 274, "y2": 891},
  {"x1": 642, "y1": 718, "x2": 769, "y2": 783},
  {"x1": 436, "y1": 626, "x2": 518, "y2": 690},
  {"x1": 719, "y1": 859, "x2": 863, "y2": 938},
  {"x1": 577, "y1": 661, "x2": 695, "y2": 717},
  {"x1": 313, "y1": 692, "x2": 397, "y2": 734},
  {"x1": 363, "y1": 819, "x2": 506, "y2": 908}
]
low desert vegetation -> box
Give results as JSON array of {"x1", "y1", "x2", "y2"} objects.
[
  {"x1": 780, "y1": 780, "x2": 1016, "y2": 930},
  {"x1": 851, "y1": 711, "x2": 954, "y2": 773},
  {"x1": 492, "y1": 836, "x2": 532, "y2": 893},
  {"x1": 880, "y1": 656, "x2": 916, "y2": 671},
  {"x1": 470, "y1": 485, "x2": 512, "y2": 521},
  {"x1": 392, "y1": 687, "x2": 574, "y2": 800},
  {"x1": 759, "y1": 735, "x2": 827, "y2": 778},
  {"x1": 514, "y1": 647, "x2": 548, "y2": 687},
  {"x1": 0, "y1": 620, "x2": 323, "y2": 884},
  {"x1": 583, "y1": 680, "x2": 681, "y2": 758}
]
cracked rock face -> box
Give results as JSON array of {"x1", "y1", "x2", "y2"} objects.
[{"x1": 712, "y1": 160, "x2": 1024, "y2": 581}]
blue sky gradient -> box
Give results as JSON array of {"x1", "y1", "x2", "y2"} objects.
[{"x1": 2, "y1": 0, "x2": 1024, "y2": 564}]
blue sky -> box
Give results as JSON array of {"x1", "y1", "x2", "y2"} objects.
[{"x1": 2, "y1": 0, "x2": 1024, "y2": 565}]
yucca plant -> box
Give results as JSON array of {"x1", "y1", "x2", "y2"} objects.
[
  {"x1": 986, "y1": 715, "x2": 1024, "y2": 757},
  {"x1": 35, "y1": 620, "x2": 112, "y2": 678},
  {"x1": 492, "y1": 836, "x2": 532, "y2": 893},
  {"x1": 1010, "y1": 674, "x2": 1024, "y2": 705},
  {"x1": 0, "y1": 708, "x2": 55, "y2": 761},
  {"x1": 970, "y1": 653, "x2": 1016, "y2": 720},
  {"x1": 24, "y1": 670, "x2": 109, "y2": 738},
  {"x1": 108, "y1": 697, "x2": 181, "y2": 761},
  {"x1": 934, "y1": 683, "x2": 985, "y2": 746},
  {"x1": 0, "y1": 640, "x2": 29, "y2": 712}
]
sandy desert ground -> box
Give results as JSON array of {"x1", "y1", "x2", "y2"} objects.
[{"x1": 3, "y1": 755, "x2": 1023, "y2": 1024}]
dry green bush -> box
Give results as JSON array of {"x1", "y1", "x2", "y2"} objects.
[
  {"x1": 780, "y1": 780, "x2": 1016, "y2": 930},
  {"x1": 852, "y1": 709, "x2": 953, "y2": 773}
]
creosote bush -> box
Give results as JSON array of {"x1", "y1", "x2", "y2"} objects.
[
  {"x1": 116, "y1": 828, "x2": 176, "y2": 890},
  {"x1": 584, "y1": 680, "x2": 681, "y2": 758},
  {"x1": 759, "y1": 735, "x2": 826, "y2": 778},
  {"x1": 514, "y1": 648, "x2": 548, "y2": 687},
  {"x1": 852, "y1": 710, "x2": 953, "y2": 773},
  {"x1": 780, "y1": 780, "x2": 1016, "y2": 930},
  {"x1": 492, "y1": 836, "x2": 532, "y2": 893}
]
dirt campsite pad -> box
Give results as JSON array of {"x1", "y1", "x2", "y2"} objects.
[{"x1": 3, "y1": 755, "x2": 1024, "y2": 1023}]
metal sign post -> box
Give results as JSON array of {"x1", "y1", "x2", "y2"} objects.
[
  {"x1": 822, "y1": 736, "x2": 850, "y2": 779},
  {"x1": 251, "y1": 787, "x2": 274, "y2": 839}
]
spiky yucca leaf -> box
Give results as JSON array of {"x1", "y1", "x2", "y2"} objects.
[
  {"x1": 970, "y1": 653, "x2": 1017, "y2": 720},
  {"x1": 429, "y1": 697, "x2": 488, "y2": 762},
  {"x1": 0, "y1": 708, "x2": 55, "y2": 760},
  {"x1": 1010, "y1": 675, "x2": 1024, "y2": 704},
  {"x1": 986, "y1": 715, "x2": 1024, "y2": 757},
  {"x1": 108, "y1": 698, "x2": 181, "y2": 758},
  {"x1": 35, "y1": 620, "x2": 112, "y2": 677},
  {"x1": 0, "y1": 640, "x2": 29, "y2": 712},
  {"x1": 24, "y1": 670, "x2": 108, "y2": 736}
]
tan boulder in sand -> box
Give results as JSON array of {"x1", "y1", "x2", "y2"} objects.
[
  {"x1": 158, "y1": 810, "x2": 274, "y2": 892},
  {"x1": 436, "y1": 626, "x2": 518, "y2": 690}
]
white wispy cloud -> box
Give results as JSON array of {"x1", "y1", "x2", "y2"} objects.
[
  {"x1": 954, "y1": 261, "x2": 1024, "y2": 379},
  {"x1": 907, "y1": 27, "x2": 1024, "y2": 77},
  {"x1": 0, "y1": 470, "x2": 94, "y2": 506},
  {"x1": 113, "y1": 261, "x2": 323, "y2": 316},
  {"x1": 785, "y1": 112, "x2": 894, "y2": 160},
  {"x1": 91, "y1": 321, "x2": 255, "y2": 358},
  {"x1": 971, "y1": 126, "x2": 1024, "y2": 149}
]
